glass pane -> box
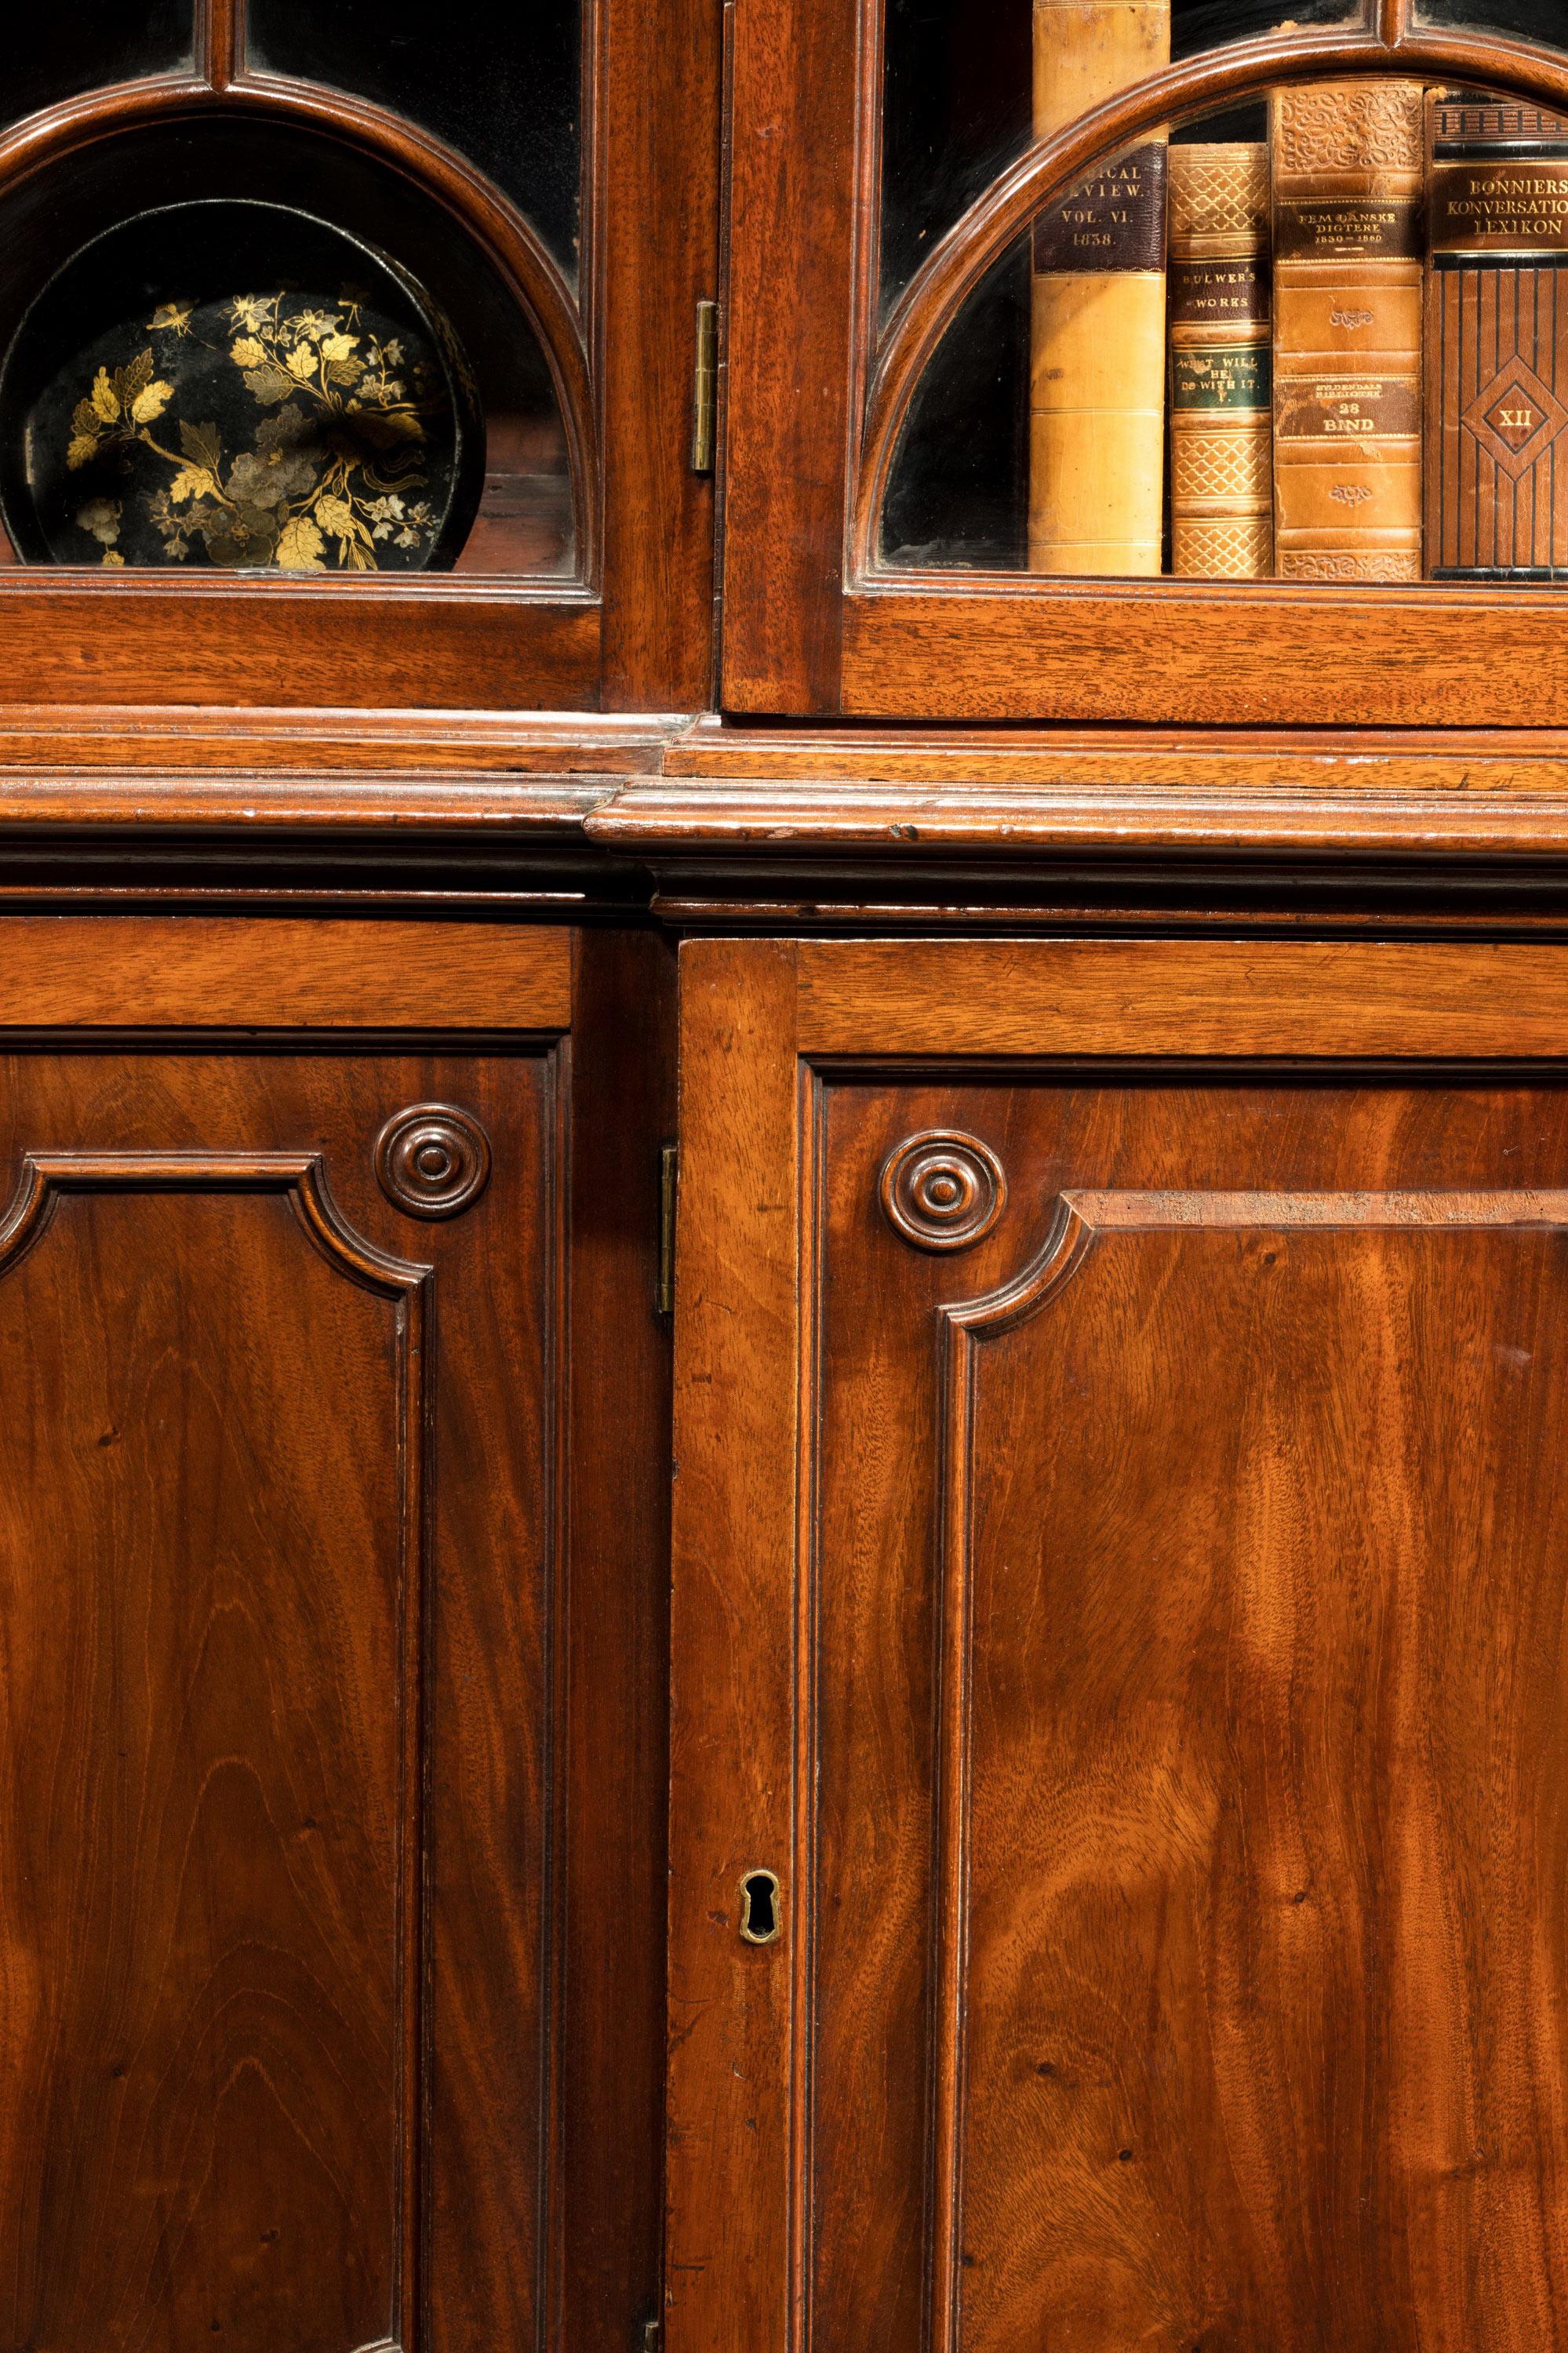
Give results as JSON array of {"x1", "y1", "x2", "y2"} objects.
[
  {"x1": 248, "y1": 0, "x2": 581, "y2": 284},
  {"x1": 881, "y1": 0, "x2": 1365, "y2": 315},
  {"x1": 883, "y1": 75, "x2": 1568, "y2": 584},
  {"x1": 1414, "y1": 0, "x2": 1566, "y2": 39},
  {"x1": 0, "y1": 4, "x2": 193, "y2": 131},
  {"x1": 0, "y1": 122, "x2": 573, "y2": 576}
]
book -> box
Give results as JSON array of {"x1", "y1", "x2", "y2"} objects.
[
  {"x1": 1167, "y1": 140, "x2": 1272, "y2": 576},
  {"x1": 1426, "y1": 93, "x2": 1568, "y2": 579},
  {"x1": 1029, "y1": 0, "x2": 1170, "y2": 575},
  {"x1": 1270, "y1": 79, "x2": 1425, "y2": 581}
]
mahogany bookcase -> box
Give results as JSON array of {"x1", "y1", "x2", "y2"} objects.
[{"x1": 2, "y1": 4, "x2": 1568, "y2": 2353}]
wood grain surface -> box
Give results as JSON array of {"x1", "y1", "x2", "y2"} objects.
[
  {"x1": 0, "y1": 580, "x2": 602, "y2": 713},
  {"x1": 945, "y1": 1183, "x2": 1568, "y2": 2351},
  {"x1": 795, "y1": 938, "x2": 1568, "y2": 1056},
  {"x1": 719, "y1": 0, "x2": 857, "y2": 707},
  {"x1": 590, "y1": 779, "x2": 1568, "y2": 862},
  {"x1": 0, "y1": 920, "x2": 674, "y2": 2353},
  {"x1": 598, "y1": 0, "x2": 722, "y2": 708},
  {"x1": 660, "y1": 715, "x2": 1568, "y2": 787},
  {"x1": 0, "y1": 1159, "x2": 417, "y2": 2353},
  {"x1": 665, "y1": 941, "x2": 802, "y2": 2353},
  {"x1": 0, "y1": 1046, "x2": 562, "y2": 2353},
  {"x1": 839, "y1": 584, "x2": 1568, "y2": 727},
  {"x1": 815, "y1": 1072, "x2": 1568, "y2": 2353},
  {"x1": 0, "y1": 918, "x2": 571, "y2": 1029},
  {"x1": 0, "y1": 707, "x2": 680, "y2": 776},
  {"x1": 561, "y1": 929, "x2": 678, "y2": 2349}
]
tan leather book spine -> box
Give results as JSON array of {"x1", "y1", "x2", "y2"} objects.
[
  {"x1": 1168, "y1": 142, "x2": 1272, "y2": 577},
  {"x1": 1029, "y1": 0, "x2": 1170, "y2": 575},
  {"x1": 1271, "y1": 80, "x2": 1425, "y2": 582},
  {"x1": 1425, "y1": 92, "x2": 1568, "y2": 577}
]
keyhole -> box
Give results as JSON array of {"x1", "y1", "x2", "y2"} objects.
[{"x1": 739, "y1": 1869, "x2": 781, "y2": 1945}]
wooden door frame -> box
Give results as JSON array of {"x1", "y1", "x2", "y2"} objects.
[{"x1": 664, "y1": 933, "x2": 1568, "y2": 2353}]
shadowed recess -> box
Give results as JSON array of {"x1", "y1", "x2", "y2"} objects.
[{"x1": 0, "y1": 5, "x2": 194, "y2": 131}]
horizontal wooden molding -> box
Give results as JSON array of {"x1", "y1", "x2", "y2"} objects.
[
  {"x1": 25, "y1": 710, "x2": 1568, "y2": 874},
  {"x1": 588, "y1": 780, "x2": 1568, "y2": 862},
  {"x1": 0, "y1": 582, "x2": 602, "y2": 710},
  {"x1": 0, "y1": 704, "x2": 677, "y2": 770},
  {"x1": 0, "y1": 703, "x2": 679, "y2": 829},
  {"x1": 838, "y1": 584, "x2": 1568, "y2": 729},
  {"x1": 660, "y1": 716, "x2": 1568, "y2": 787}
]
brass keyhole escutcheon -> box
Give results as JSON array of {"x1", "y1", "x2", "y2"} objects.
[{"x1": 739, "y1": 1868, "x2": 782, "y2": 1946}]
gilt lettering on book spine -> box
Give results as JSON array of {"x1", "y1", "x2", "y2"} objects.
[
  {"x1": 1029, "y1": 0, "x2": 1170, "y2": 576},
  {"x1": 1426, "y1": 95, "x2": 1568, "y2": 579},
  {"x1": 1168, "y1": 141, "x2": 1272, "y2": 577},
  {"x1": 1271, "y1": 81, "x2": 1425, "y2": 582}
]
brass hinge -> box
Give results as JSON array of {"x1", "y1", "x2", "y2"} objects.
[
  {"x1": 657, "y1": 1140, "x2": 678, "y2": 1318},
  {"x1": 641, "y1": 2318, "x2": 661, "y2": 2353},
  {"x1": 690, "y1": 298, "x2": 718, "y2": 475}
]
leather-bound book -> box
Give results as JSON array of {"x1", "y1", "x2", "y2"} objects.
[
  {"x1": 1427, "y1": 92, "x2": 1568, "y2": 578},
  {"x1": 1168, "y1": 140, "x2": 1271, "y2": 576},
  {"x1": 1271, "y1": 80, "x2": 1425, "y2": 581},
  {"x1": 1029, "y1": 0, "x2": 1170, "y2": 575}
]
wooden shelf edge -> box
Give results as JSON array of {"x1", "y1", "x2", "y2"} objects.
[
  {"x1": 0, "y1": 707, "x2": 697, "y2": 830},
  {"x1": 665, "y1": 715, "x2": 1568, "y2": 785},
  {"x1": 0, "y1": 774, "x2": 623, "y2": 831},
  {"x1": 20, "y1": 711, "x2": 1568, "y2": 866},
  {"x1": 0, "y1": 595, "x2": 605, "y2": 711},
  {"x1": 0, "y1": 706, "x2": 690, "y2": 773},
  {"x1": 586, "y1": 777, "x2": 1568, "y2": 860}
]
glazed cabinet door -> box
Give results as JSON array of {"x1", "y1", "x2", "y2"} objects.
[
  {"x1": 669, "y1": 936, "x2": 1568, "y2": 2353},
  {"x1": 0, "y1": 918, "x2": 672, "y2": 2353},
  {"x1": 0, "y1": 0, "x2": 720, "y2": 710},
  {"x1": 722, "y1": 0, "x2": 1568, "y2": 722}
]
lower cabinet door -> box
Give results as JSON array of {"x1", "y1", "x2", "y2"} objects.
[
  {"x1": 669, "y1": 937, "x2": 1568, "y2": 2353},
  {"x1": 0, "y1": 918, "x2": 672, "y2": 2353}
]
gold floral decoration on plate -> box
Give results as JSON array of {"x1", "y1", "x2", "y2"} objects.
[{"x1": 64, "y1": 289, "x2": 448, "y2": 570}]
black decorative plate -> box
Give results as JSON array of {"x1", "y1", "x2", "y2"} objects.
[{"x1": 0, "y1": 198, "x2": 485, "y2": 571}]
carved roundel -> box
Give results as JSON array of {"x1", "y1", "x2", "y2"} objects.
[
  {"x1": 376, "y1": 1104, "x2": 492, "y2": 1220},
  {"x1": 879, "y1": 1130, "x2": 1006, "y2": 1253}
]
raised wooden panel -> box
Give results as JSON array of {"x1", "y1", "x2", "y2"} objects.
[
  {"x1": 0, "y1": 1046, "x2": 558, "y2": 2353},
  {"x1": 941, "y1": 1184, "x2": 1568, "y2": 2351},
  {"x1": 811, "y1": 1077, "x2": 1568, "y2": 2353},
  {"x1": 0, "y1": 1159, "x2": 421, "y2": 2353}
]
